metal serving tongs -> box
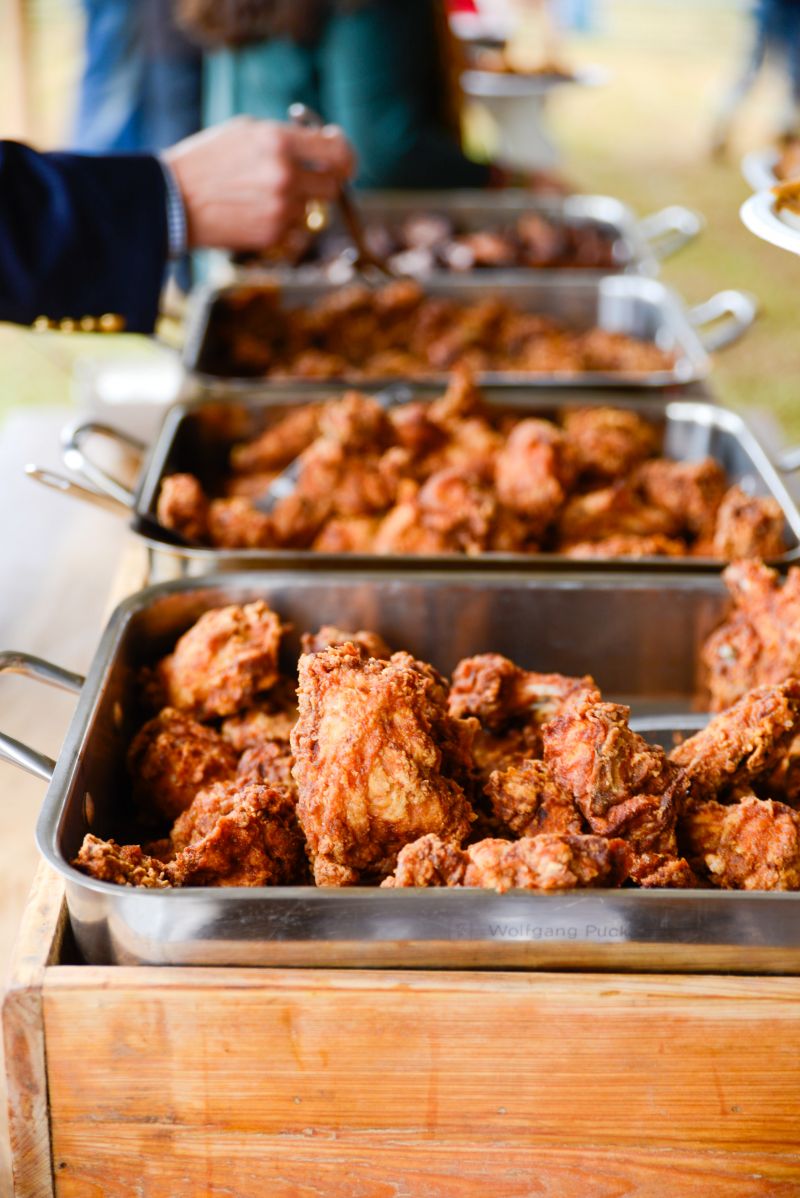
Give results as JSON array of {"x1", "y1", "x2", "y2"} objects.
[
  {"x1": 253, "y1": 383, "x2": 415, "y2": 514},
  {"x1": 289, "y1": 102, "x2": 397, "y2": 280}
]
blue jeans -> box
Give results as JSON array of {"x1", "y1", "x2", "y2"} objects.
[{"x1": 73, "y1": 0, "x2": 201, "y2": 152}]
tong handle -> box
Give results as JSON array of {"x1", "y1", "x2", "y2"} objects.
[
  {"x1": 61, "y1": 420, "x2": 144, "y2": 508},
  {"x1": 0, "y1": 652, "x2": 85, "y2": 782},
  {"x1": 25, "y1": 465, "x2": 131, "y2": 518}
]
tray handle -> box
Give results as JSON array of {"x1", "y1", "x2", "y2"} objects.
[
  {"x1": 637, "y1": 205, "x2": 704, "y2": 260},
  {"x1": 776, "y1": 445, "x2": 800, "y2": 474},
  {"x1": 25, "y1": 465, "x2": 132, "y2": 518},
  {"x1": 61, "y1": 420, "x2": 145, "y2": 508},
  {"x1": 687, "y1": 289, "x2": 758, "y2": 353},
  {"x1": 0, "y1": 652, "x2": 85, "y2": 781}
]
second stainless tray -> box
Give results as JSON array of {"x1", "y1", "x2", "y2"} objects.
[{"x1": 49, "y1": 393, "x2": 800, "y2": 581}]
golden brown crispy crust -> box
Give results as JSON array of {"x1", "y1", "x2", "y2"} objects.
[
  {"x1": 683, "y1": 794, "x2": 800, "y2": 890},
  {"x1": 207, "y1": 498, "x2": 274, "y2": 549},
  {"x1": 563, "y1": 534, "x2": 686, "y2": 559},
  {"x1": 448, "y1": 654, "x2": 599, "y2": 731},
  {"x1": 230, "y1": 404, "x2": 321, "y2": 474},
  {"x1": 542, "y1": 697, "x2": 684, "y2": 863},
  {"x1": 562, "y1": 407, "x2": 658, "y2": 481},
  {"x1": 220, "y1": 684, "x2": 297, "y2": 753},
  {"x1": 712, "y1": 487, "x2": 786, "y2": 561},
  {"x1": 72, "y1": 836, "x2": 172, "y2": 888},
  {"x1": 291, "y1": 644, "x2": 476, "y2": 885},
  {"x1": 702, "y1": 561, "x2": 800, "y2": 711},
  {"x1": 486, "y1": 758, "x2": 583, "y2": 837},
  {"x1": 634, "y1": 457, "x2": 727, "y2": 540},
  {"x1": 670, "y1": 680, "x2": 800, "y2": 800},
  {"x1": 76, "y1": 782, "x2": 305, "y2": 889},
  {"x1": 157, "y1": 601, "x2": 284, "y2": 719},
  {"x1": 237, "y1": 742, "x2": 296, "y2": 795},
  {"x1": 384, "y1": 832, "x2": 631, "y2": 892},
  {"x1": 300, "y1": 625, "x2": 392, "y2": 659},
  {"x1": 156, "y1": 473, "x2": 209, "y2": 544},
  {"x1": 558, "y1": 481, "x2": 679, "y2": 545},
  {"x1": 127, "y1": 707, "x2": 237, "y2": 822},
  {"x1": 494, "y1": 419, "x2": 576, "y2": 535}
]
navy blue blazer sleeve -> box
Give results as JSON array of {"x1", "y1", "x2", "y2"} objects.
[{"x1": 0, "y1": 142, "x2": 169, "y2": 334}]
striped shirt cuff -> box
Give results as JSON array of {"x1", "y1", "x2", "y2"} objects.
[{"x1": 159, "y1": 158, "x2": 188, "y2": 259}]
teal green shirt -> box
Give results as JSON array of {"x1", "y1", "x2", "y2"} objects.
[{"x1": 204, "y1": 0, "x2": 490, "y2": 189}]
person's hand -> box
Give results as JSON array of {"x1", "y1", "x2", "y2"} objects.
[{"x1": 162, "y1": 116, "x2": 356, "y2": 251}]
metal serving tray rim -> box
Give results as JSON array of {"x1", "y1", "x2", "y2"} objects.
[
  {"x1": 32, "y1": 567, "x2": 781, "y2": 906},
  {"x1": 182, "y1": 274, "x2": 714, "y2": 390},
  {"x1": 128, "y1": 396, "x2": 800, "y2": 568}
]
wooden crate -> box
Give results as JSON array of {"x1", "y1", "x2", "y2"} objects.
[{"x1": 5, "y1": 863, "x2": 800, "y2": 1197}]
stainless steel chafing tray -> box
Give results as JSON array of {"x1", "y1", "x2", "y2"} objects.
[
  {"x1": 2, "y1": 569, "x2": 800, "y2": 974},
  {"x1": 38, "y1": 393, "x2": 800, "y2": 581},
  {"x1": 234, "y1": 191, "x2": 703, "y2": 281},
  {"x1": 182, "y1": 275, "x2": 756, "y2": 391}
]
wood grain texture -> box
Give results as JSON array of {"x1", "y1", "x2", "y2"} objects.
[
  {"x1": 4, "y1": 863, "x2": 66, "y2": 1198},
  {"x1": 43, "y1": 967, "x2": 800, "y2": 1196}
]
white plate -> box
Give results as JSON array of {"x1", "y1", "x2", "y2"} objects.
[
  {"x1": 740, "y1": 147, "x2": 779, "y2": 192},
  {"x1": 740, "y1": 190, "x2": 800, "y2": 255},
  {"x1": 461, "y1": 64, "x2": 610, "y2": 98}
]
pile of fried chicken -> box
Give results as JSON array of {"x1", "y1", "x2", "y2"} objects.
[
  {"x1": 74, "y1": 584, "x2": 800, "y2": 893},
  {"x1": 201, "y1": 280, "x2": 674, "y2": 380},
  {"x1": 156, "y1": 374, "x2": 786, "y2": 560}
]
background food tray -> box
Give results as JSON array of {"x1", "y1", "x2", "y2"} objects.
[
  {"x1": 183, "y1": 276, "x2": 755, "y2": 390},
  {"x1": 61, "y1": 394, "x2": 800, "y2": 580}
]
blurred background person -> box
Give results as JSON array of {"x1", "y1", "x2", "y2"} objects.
[
  {"x1": 177, "y1": 0, "x2": 492, "y2": 188},
  {"x1": 73, "y1": 0, "x2": 203, "y2": 153},
  {"x1": 711, "y1": 0, "x2": 800, "y2": 156}
]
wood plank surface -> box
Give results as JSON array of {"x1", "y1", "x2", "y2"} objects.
[
  {"x1": 3, "y1": 863, "x2": 66, "y2": 1198},
  {"x1": 43, "y1": 968, "x2": 800, "y2": 1196}
]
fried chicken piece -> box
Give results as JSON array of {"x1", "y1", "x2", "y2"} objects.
[
  {"x1": 494, "y1": 419, "x2": 576, "y2": 534},
  {"x1": 543, "y1": 698, "x2": 684, "y2": 863},
  {"x1": 223, "y1": 471, "x2": 276, "y2": 502},
  {"x1": 577, "y1": 328, "x2": 673, "y2": 373},
  {"x1": 449, "y1": 654, "x2": 599, "y2": 731},
  {"x1": 164, "y1": 780, "x2": 304, "y2": 887},
  {"x1": 635, "y1": 457, "x2": 727, "y2": 539},
  {"x1": 631, "y1": 853, "x2": 699, "y2": 888},
  {"x1": 669, "y1": 679, "x2": 800, "y2": 800},
  {"x1": 416, "y1": 467, "x2": 499, "y2": 552},
  {"x1": 317, "y1": 389, "x2": 393, "y2": 451},
  {"x1": 156, "y1": 473, "x2": 209, "y2": 544},
  {"x1": 563, "y1": 534, "x2": 686, "y2": 559},
  {"x1": 471, "y1": 722, "x2": 544, "y2": 781},
  {"x1": 558, "y1": 481, "x2": 679, "y2": 545},
  {"x1": 486, "y1": 758, "x2": 582, "y2": 837},
  {"x1": 562, "y1": 407, "x2": 659, "y2": 481},
  {"x1": 270, "y1": 492, "x2": 332, "y2": 548},
  {"x1": 756, "y1": 734, "x2": 800, "y2": 808},
  {"x1": 207, "y1": 498, "x2": 274, "y2": 549},
  {"x1": 156, "y1": 601, "x2": 284, "y2": 719},
  {"x1": 73, "y1": 835, "x2": 171, "y2": 887},
  {"x1": 230, "y1": 404, "x2": 321, "y2": 474},
  {"x1": 291, "y1": 644, "x2": 476, "y2": 885},
  {"x1": 220, "y1": 680, "x2": 298, "y2": 752},
  {"x1": 682, "y1": 794, "x2": 800, "y2": 890},
  {"x1": 372, "y1": 493, "x2": 456, "y2": 556},
  {"x1": 712, "y1": 486, "x2": 786, "y2": 560},
  {"x1": 237, "y1": 741, "x2": 296, "y2": 794},
  {"x1": 300, "y1": 625, "x2": 392, "y2": 659},
  {"x1": 698, "y1": 560, "x2": 800, "y2": 710},
  {"x1": 128, "y1": 707, "x2": 237, "y2": 822},
  {"x1": 311, "y1": 516, "x2": 380, "y2": 553},
  {"x1": 383, "y1": 832, "x2": 630, "y2": 892}
]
